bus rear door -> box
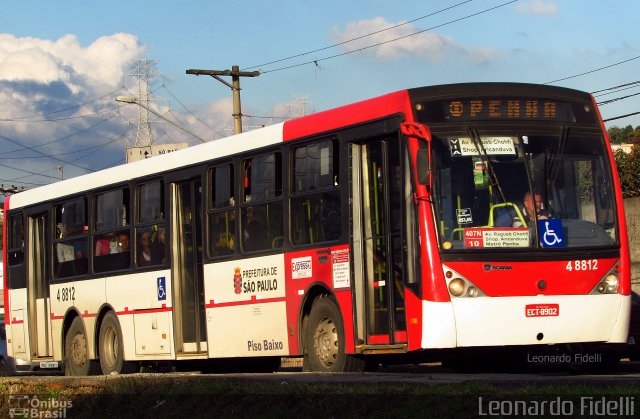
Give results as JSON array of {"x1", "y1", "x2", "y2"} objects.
[
  {"x1": 170, "y1": 176, "x2": 207, "y2": 355},
  {"x1": 26, "y1": 211, "x2": 53, "y2": 358}
]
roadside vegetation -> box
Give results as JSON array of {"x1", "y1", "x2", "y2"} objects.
[
  {"x1": 0, "y1": 376, "x2": 638, "y2": 418},
  {"x1": 610, "y1": 124, "x2": 640, "y2": 198}
]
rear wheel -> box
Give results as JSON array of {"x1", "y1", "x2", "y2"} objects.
[
  {"x1": 303, "y1": 295, "x2": 365, "y2": 372},
  {"x1": 99, "y1": 311, "x2": 137, "y2": 374},
  {"x1": 64, "y1": 316, "x2": 90, "y2": 376}
]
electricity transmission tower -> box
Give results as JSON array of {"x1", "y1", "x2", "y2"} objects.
[
  {"x1": 291, "y1": 94, "x2": 312, "y2": 117},
  {"x1": 129, "y1": 59, "x2": 158, "y2": 146}
]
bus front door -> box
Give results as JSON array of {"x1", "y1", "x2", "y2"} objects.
[
  {"x1": 26, "y1": 213, "x2": 53, "y2": 358},
  {"x1": 350, "y1": 139, "x2": 407, "y2": 347},
  {"x1": 171, "y1": 178, "x2": 207, "y2": 355}
]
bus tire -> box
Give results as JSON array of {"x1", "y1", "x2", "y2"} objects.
[
  {"x1": 303, "y1": 295, "x2": 365, "y2": 372},
  {"x1": 99, "y1": 311, "x2": 137, "y2": 375},
  {"x1": 64, "y1": 316, "x2": 90, "y2": 376}
]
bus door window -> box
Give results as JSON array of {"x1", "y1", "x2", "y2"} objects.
[
  {"x1": 135, "y1": 181, "x2": 166, "y2": 267},
  {"x1": 94, "y1": 188, "x2": 131, "y2": 272},
  {"x1": 6, "y1": 213, "x2": 26, "y2": 290},
  {"x1": 8, "y1": 214, "x2": 25, "y2": 266},
  {"x1": 53, "y1": 197, "x2": 88, "y2": 278},
  {"x1": 291, "y1": 140, "x2": 341, "y2": 246},
  {"x1": 208, "y1": 163, "x2": 235, "y2": 257},
  {"x1": 360, "y1": 141, "x2": 391, "y2": 335},
  {"x1": 241, "y1": 152, "x2": 283, "y2": 252}
]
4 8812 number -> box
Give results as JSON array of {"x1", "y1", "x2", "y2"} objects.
[
  {"x1": 57, "y1": 286, "x2": 75, "y2": 302},
  {"x1": 565, "y1": 259, "x2": 598, "y2": 272}
]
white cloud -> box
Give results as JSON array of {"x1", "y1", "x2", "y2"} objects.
[
  {"x1": 330, "y1": 17, "x2": 500, "y2": 64},
  {"x1": 0, "y1": 33, "x2": 145, "y2": 91},
  {"x1": 0, "y1": 33, "x2": 147, "y2": 184},
  {"x1": 516, "y1": 0, "x2": 558, "y2": 15}
]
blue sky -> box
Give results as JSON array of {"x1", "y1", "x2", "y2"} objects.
[{"x1": 1, "y1": 0, "x2": 639, "y2": 189}]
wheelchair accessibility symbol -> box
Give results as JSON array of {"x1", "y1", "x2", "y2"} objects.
[
  {"x1": 157, "y1": 276, "x2": 167, "y2": 301},
  {"x1": 538, "y1": 219, "x2": 565, "y2": 248}
]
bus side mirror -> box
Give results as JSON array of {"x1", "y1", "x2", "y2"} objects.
[
  {"x1": 417, "y1": 149, "x2": 430, "y2": 185},
  {"x1": 400, "y1": 122, "x2": 433, "y2": 189}
]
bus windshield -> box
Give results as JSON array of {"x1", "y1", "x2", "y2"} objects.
[{"x1": 431, "y1": 128, "x2": 617, "y2": 251}]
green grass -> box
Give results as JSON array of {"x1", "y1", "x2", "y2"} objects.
[{"x1": 1, "y1": 376, "x2": 639, "y2": 418}]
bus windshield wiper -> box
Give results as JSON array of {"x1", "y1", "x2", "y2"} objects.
[
  {"x1": 546, "y1": 126, "x2": 568, "y2": 189},
  {"x1": 467, "y1": 126, "x2": 507, "y2": 204}
]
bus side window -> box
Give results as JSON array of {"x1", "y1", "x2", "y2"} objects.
[
  {"x1": 291, "y1": 140, "x2": 341, "y2": 246},
  {"x1": 94, "y1": 188, "x2": 131, "y2": 272},
  {"x1": 241, "y1": 152, "x2": 283, "y2": 252},
  {"x1": 53, "y1": 197, "x2": 88, "y2": 279},
  {"x1": 209, "y1": 163, "x2": 236, "y2": 257}
]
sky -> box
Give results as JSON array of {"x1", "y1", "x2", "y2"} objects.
[{"x1": 1, "y1": 0, "x2": 639, "y2": 191}]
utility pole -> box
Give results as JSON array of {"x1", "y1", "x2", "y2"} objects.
[
  {"x1": 186, "y1": 66, "x2": 260, "y2": 134},
  {"x1": 1, "y1": 185, "x2": 24, "y2": 196}
]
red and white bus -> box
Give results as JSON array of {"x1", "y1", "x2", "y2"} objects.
[{"x1": 2, "y1": 83, "x2": 631, "y2": 375}]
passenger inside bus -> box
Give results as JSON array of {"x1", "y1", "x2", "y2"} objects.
[
  {"x1": 243, "y1": 207, "x2": 266, "y2": 251},
  {"x1": 73, "y1": 225, "x2": 89, "y2": 259},
  {"x1": 137, "y1": 231, "x2": 152, "y2": 266},
  {"x1": 513, "y1": 192, "x2": 550, "y2": 227},
  {"x1": 113, "y1": 233, "x2": 130, "y2": 253},
  {"x1": 95, "y1": 232, "x2": 115, "y2": 256},
  {"x1": 150, "y1": 227, "x2": 166, "y2": 264}
]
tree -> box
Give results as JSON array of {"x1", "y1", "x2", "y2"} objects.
[
  {"x1": 608, "y1": 124, "x2": 640, "y2": 144},
  {"x1": 614, "y1": 146, "x2": 640, "y2": 198}
]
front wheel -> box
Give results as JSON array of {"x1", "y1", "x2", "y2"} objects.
[
  {"x1": 303, "y1": 295, "x2": 365, "y2": 372},
  {"x1": 64, "y1": 316, "x2": 90, "y2": 376},
  {"x1": 99, "y1": 311, "x2": 137, "y2": 375}
]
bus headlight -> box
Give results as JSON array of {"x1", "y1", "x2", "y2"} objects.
[
  {"x1": 443, "y1": 265, "x2": 487, "y2": 298},
  {"x1": 590, "y1": 271, "x2": 619, "y2": 294},
  {"x1": 604, "y1": 274, "x2": 619, "y2": 292},
  {"x1": 448, "y1": 278, "x2": 466, "y2": 297}
]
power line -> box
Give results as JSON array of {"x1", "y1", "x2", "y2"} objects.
[
  {"x1": 597, "y1": 92, "x2": 640, "y2": 106},
  {"x1": 603, "y1": 111, "x2": 640, "y2": 123},
  {"x1": 0, "y1": 131, "x2": 93, "y2": 172},
  {"x1": 258, "y1": 0, "x2": 518, "y2": 74},
  {"x1": 243, "y1": 0, "x2": 475, "y2": 71},
  {"x1": 159, "y1": 83, "x2": 227, "y2": 138},
  {"x1": 544, "y1": 55, "x2": 640, "y2": 85},
  {"x1": 0, "y1": 160, "x2": 61, "y2": 181},
  {"x1": 1, "y1": 117, "x2": 113, "y2": 156},
  {"x1": 591, "y1": 81, "x2": 640, "y2": 95},
  {"x1": 0, "y1": 104, "x2": 124, "y2": 122},
  {"x1": 0, "y1": 86, "x2": 123, "y2": 121}
]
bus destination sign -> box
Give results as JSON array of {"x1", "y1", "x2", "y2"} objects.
[
  {"x1": 415, "y1": 97, "x2": 588, "y2": 124},
  {"x1": 448, "y1": 99, "x2": 560, "y2": 120}
]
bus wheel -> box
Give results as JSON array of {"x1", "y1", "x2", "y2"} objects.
[
  {"x1": 64, "y1": 317, "x2": 90, "y2": 376},
  {"x1": 303, "y1": 296, "x2": 365, "y2": 372},
  {"x1": 99, "y1": 312, "x2": 137, "y2": 375}
]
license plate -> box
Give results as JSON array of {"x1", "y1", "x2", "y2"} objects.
[
  {"x1": 525, "y1": 303, "x2": 559, "y2": 317},
  {"x1": 39, "y1": 361, "x2": 59, "y2": 369}
]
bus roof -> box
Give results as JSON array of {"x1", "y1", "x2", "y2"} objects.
[{"x1": 8, "y1": 122, "x2": 284, "y2": 210}]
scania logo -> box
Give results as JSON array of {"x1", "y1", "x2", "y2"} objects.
[{"x1": 484, "y1": 264, "x2": 512, "y2": 271}]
